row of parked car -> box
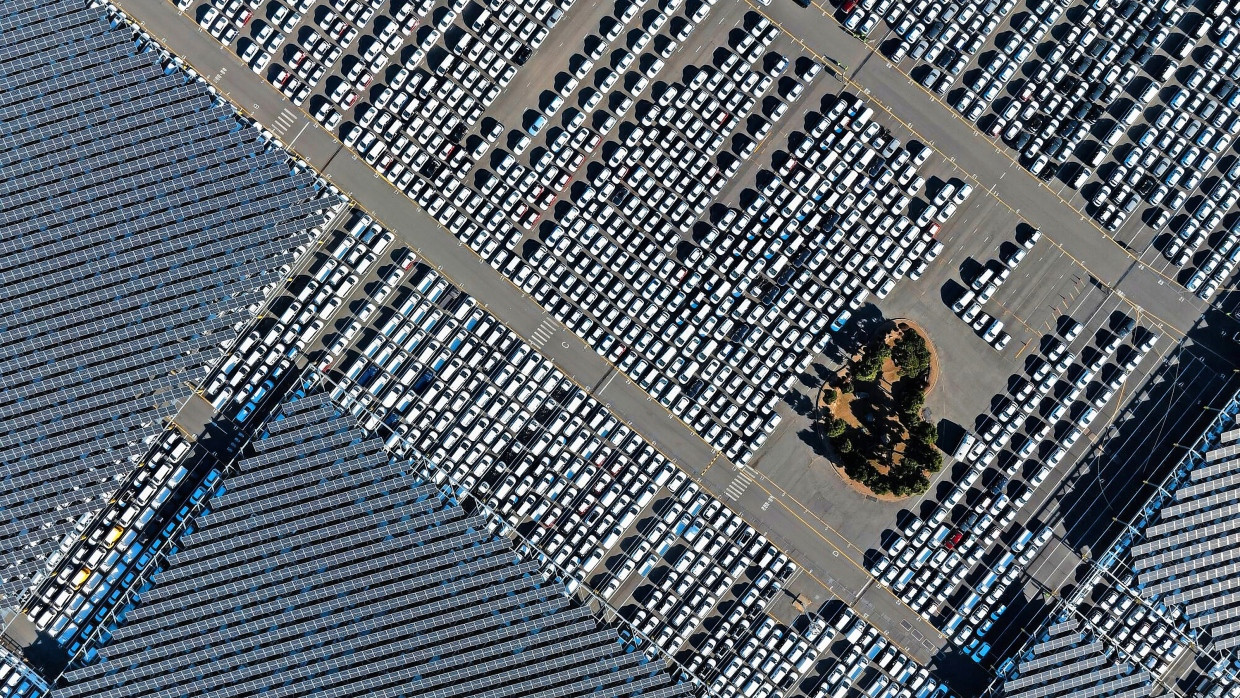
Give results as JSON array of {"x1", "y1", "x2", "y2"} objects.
[
  {"x1": 23, "y1": 428, "x2": 222, "y2": 655},
  {"x1": 178, "y1": 1, "x2": 954, "y2": 691},
  {"x1": 308, "y1": 212, "x2": 882, "y2": 697},
  {"x1": 866, "y1": 311, "x2": 1157, "y2": 660},
  {"x1": 1084, "y1": 580, "x2": 1191, "y2": 672},
  {"x1": 195, "y1": 187, "x2": 362, "y2": 425},
  {"x1": 837, "y1": 0, "x2": 1240, "y2": 302},
  {"x1": 330, "y1": 0, "x2": 572, "y2": 190},
  {"x1": 883, "y1": 0, "x2": 1019, "y2": 84},
  {"x1": 949, "y1": 227, "x2": 1042, "y2": 351},
  {"x1": 489, "y1": 44, "x2": 954, "y2": 465},
  {"x1": 809, "y1": 608, "x2": 951, "y2": 698},
  {"x1": 948, "y1": 0, "x2": 1240, "y2": 300},
  {"x1": 506, "y1": 18, "x2": 823, "y2": 465}
]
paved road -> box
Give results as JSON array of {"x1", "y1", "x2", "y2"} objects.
[
  {"x1": 117, "y1": 0, "x2": 951, "y2": 665},
  {"x1": 753, "y1": 0, "x2": 1205, "y2": 338},
  {"x1": 116, "y1": 0, "x2": 716, "y2": 464}
]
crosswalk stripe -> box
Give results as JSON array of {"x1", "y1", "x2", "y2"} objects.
[
  {"x1": 724, "y1": 471, "x2": 752, "y2": 500},
  {"x1": 528, "y1": 319, "x2": 556, "y2": 347}
]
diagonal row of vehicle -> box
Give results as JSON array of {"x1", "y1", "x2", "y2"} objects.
[
  {"x1": 866, "y1": 311, "x2": 1160, "y2": 663},
  {"x1": 483, "y1": 24, "x2": 955, "y2": 464},
  {"x1": 309, "y1": 214, "x2": 880, "y2": 697},
  {"x1": 809, "y1": 607, "x2": 950, "y2": 698},
  {"x1": 881, "y1": 0, "x2": 1019, "y2": 82},
  {"x1": 949, "y1": 227, "x2": 1042, "y2": 351}
]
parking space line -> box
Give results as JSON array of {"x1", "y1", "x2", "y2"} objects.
[
  {"x1": 271, "y1": 107, "x2": 296, "y2": 135},
  {"x1": 742, "y1": 0, "x2": 1195, "y2": 332},
  {"x1": 529, "y1": 317, "x2": 556, "y2": 347},
  {"x1": 736, "y1": 469, "x2": 948, "y2": 646}
]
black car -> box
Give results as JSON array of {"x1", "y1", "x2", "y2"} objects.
[
  {"x1": 960, "y1": 511, "x2": 980, "y2": 531},
  {"x1": 775, "y1": 266, "x2": 796, "y2": 286},
  {"x1": 1115, "y1": 316, "x2": 1137, "y2": 337},
  {"x1": 686, "y1": 379, "x2": 706, "y2": 399},
  {"x1": 1045, "y1": 136, "x2": 1065, "y2": 159}
]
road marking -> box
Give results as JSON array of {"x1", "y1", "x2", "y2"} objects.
[
  {"x1": 597, "y1": 370, "x2": 619, "y2": 393},
  {"x1": 288, "y1": 120, "x2": 310, "y2": 146},
  {"x1": 529, "y1": 317, "x2": 556, "y2": 347},
  {"x1": 271, "y1": 107, "x2": 296, "y2": 135},
  {"x1": 747, "y1": 0, "x2": 1192, "y2": 334},
  {"x1": 724, "y1": 469, "x2": 753, "y2": 501}
]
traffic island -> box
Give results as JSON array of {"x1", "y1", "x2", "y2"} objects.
[{"x1": 817, "y1": 320, "x2": 944, "y2": 499}]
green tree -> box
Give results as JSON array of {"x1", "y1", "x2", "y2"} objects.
[
  {"x1": 852, "y1": 342, "x2": 890, "y2": 382},
  {"x1": 910, "y1": 420, "x2": 937, "y2": 447},
  {"x1": 894, "y1": 382, "x2": 927, "y2": 422},
  {"x1": 905, "y1": 443, "x2": 944, "y2": 474},
  {"x1": 825, "y1": 416, "x2": 847, "y2": 438},
  {"x1": 822, "y1": 388, "x2": 838, "y2": 405},
  {"x1": 891, "y1": 330, "x2": 932, "y2": 379}
]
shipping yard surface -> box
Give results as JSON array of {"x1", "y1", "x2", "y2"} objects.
[{"x1": 2, "y1": 0, "x2": 1240, "y2": 697}]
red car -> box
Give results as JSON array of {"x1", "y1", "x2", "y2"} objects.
[{"x1": 944, "y1": 531, "x2": 964, "y2": 550}]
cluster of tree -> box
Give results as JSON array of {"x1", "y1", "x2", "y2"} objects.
[
  {"x1": 890, "y1": 330, "x2": 932, "y2": 380},
  {"x1": 851, "y1": 340, "x2": 890, "y2": 382},
  {"x1": 832, "y1": 432, "x2": 930, "y2": 496},
  {"x1": 820, "y1": 328, "x2": 940, "y2": 497},
  {"x1": 822, "y1": 408, "x2": 938, "y2": 495}
]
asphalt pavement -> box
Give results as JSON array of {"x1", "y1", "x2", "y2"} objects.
[
  {"x1": 751, "y1": 0, "x2": 1206, "y2": 338},
  {"x1": 114, "y1": 0, "x2": 954, "y2": 666},
  {"x1": 116, "y1": 0, "x2": 1240, "y2": 678}
]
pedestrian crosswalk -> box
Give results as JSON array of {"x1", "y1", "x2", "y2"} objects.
[
  {"x1": 530, "y1": 317, "x2": 556, "y2": 347},
  {"x1": 271, "y1": 108, "x2": 296, "y2": 135},
  {"x1": 724, "y1": 470, "x2": 753, "y2": 501}
]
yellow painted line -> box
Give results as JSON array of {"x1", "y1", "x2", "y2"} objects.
[
  {"x1": 700, "y1": 449, "x2": 723, "y2": 477},
  {"x1": 745, "y1": 0, "x2": 1189, "y2": 337},
  {"x1": 130, "y1": 1, "x2": 991, "y2": 660},
  {"x1": 738, "y1": 471, "x2": 949, "y2": 649}
]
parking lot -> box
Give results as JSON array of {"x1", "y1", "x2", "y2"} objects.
[
  {"x1": 18, "y1": 169, "x2": 352, "y2": 661},
  {"x1": 842, "y1": 0, "x2": 1240, "y2": 306},
  {"x1": 97, "y1": 0, "x2": 1240, "y2": 694},
  {"x1": 305, "y1": 210, "x2": 955, "y2": 696}
]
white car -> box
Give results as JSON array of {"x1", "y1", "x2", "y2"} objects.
[
  {"x1": 239, "y1": 41, "x2": 270, "y2": 72},
  {"x1": 313, "y1": 102, "x2": 341, "y2": 130},
  {"x1": 328, "y1": 80, "x2": 357, "y2": 108}
]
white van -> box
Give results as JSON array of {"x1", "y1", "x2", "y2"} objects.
[{"x1": 953, "y1": 432, "x2": 976, "y2": 460}]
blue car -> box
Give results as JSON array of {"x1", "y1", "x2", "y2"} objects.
[
  {"x1": 830, "y1": 310, "x2": 852, "y2": 332},
  {"x1": 972, "y1": 642, "x2": 992, "y2": 662},
  {"x1": 234, "y1": 402, "x2": 255, "y2": 424}
]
